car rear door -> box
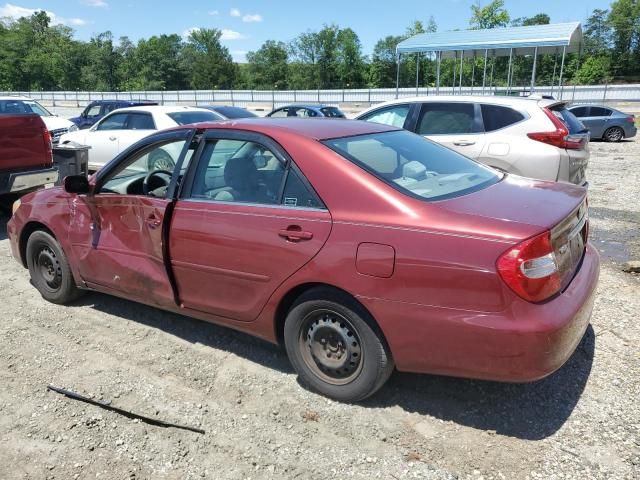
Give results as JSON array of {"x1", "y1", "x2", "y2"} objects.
[
  {"x1": 415, "y1": 102, "x2": 486, "y2": 160},
  {"x1": 169, "y1": 130, "x2": 332, "y2": 322},
  {"x1": 582, "y1": 106, "x2": 612, "y2": 139}
]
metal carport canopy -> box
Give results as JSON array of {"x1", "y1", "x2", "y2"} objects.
[{"x1": 396, "y1": 22, "x2": 583, "y2": 58}]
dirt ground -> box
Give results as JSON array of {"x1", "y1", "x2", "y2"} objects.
[{"x1": 0, "y1": 138, "x2": 638, "y2": 480}]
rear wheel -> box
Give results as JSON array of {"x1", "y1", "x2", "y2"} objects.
[
  {"x1": 603, "y1": 126, "x2": 624, "y2": 142},
  {"x1": 284, "y1": 287, "x2": 394, "y2": 402},
  {"x1": 26, "y1": 231, "x2": 83, "y2": 304}
]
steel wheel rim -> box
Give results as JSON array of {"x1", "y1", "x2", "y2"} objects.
[
  {"x1": 150, "y1": 154, "x2": 175, "y2": 171},
  {"x1": 298, "y1": 309, "x2": 363, "y2": 386},
  {"x1": 606, "y1": 128, "x2": 622, "y2": 141},
  {"x1": 35, "y1": 245, "x2": 62, "y2": 292}
]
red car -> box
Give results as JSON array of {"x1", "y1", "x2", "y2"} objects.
[{"x1": 7, "y1": 118, "x2": 599, "y2": 402}]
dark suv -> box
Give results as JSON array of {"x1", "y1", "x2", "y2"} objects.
[{"x1": 70, "y1": 100, "x2": 158, "y2": 129}]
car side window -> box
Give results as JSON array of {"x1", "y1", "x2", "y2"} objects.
[
  {"x1": 96, "y1": 112, "x2": 128, "y2": 131},
  {"x1": 480, "y1": 104, "x2": 525, "y2": 132},
  {"x1": 282, "y1": 168, "x2": 324, "y2": 209},
  {"x1": 99, "y1": 139, "x2": 189, "y2": 196},
  {"x1": 570, "y1": 106, "x2": 588, "y2": 118},
  {"x1": 269, "y1": 108, "x2": 289, "y2": 118},
  {"x1": 126, "y1": 112, "x2": 155, "y2": 130},
  {"x1": 86, "y1": 105, "x2": 101, "y2": 117},
  {"x1": 190, "y1": 139, "x2": 285, "y2": 205},
  {"x1": 360, "y1": 104, "x2": 410, "y2": 128},
  {"x1": 301, "y1": 109, "x2": 317, "y2": 118},
  {"x1": 589, "y1": 107, "x2": 611, "y2": 117},
  {"x1": 417, "y1": 103, "x2": 478, "y2": 135}
]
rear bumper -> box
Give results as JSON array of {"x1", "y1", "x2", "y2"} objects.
[
  {"x1": 362, "y1": 243, "x2": 600, "y2": 382},
  {"x1": 0, "y1": 167, "x2": 58, "y2": 195},
  {"x1": 624, "y1": 124, "x2": 637, "y2": 139}
]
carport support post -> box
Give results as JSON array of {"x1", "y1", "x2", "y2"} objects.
[
  {"x1": 395, "y1": 52, "x2": 401, "y2": 99},
  {"x1": 506, "y1": 48, "x2": 513, "y2": 95},
  {"x1": 558, "y1": 46, "x2": 566, "y2": 100},
  {"x1": 482, "y1": 48, "x2": 488, "y2": 94},
  {"x1": 436, "y1": 51, "x2": 441, "y2": 94},
  {"x1": 415, "y1": 52, "x2": 420, "y2": 95},
  {"x1": 452, "y1": 51, "x2": 457, "y2": 89},
  {"x1": 530, "y1": 46, "x2": 538, "y2": 92},
  {"x1": 459, "y1": 50, "x2": 464, "y2": 93},
  {"x1": 471, "y1": 52, "x2": 476, "y2": 90},
  {"x1": 551, "y1": 49, "x2": 558, "y2": 95}
]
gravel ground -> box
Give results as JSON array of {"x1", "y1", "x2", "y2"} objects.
[{"x1": 0, "y1": 138, "x2": 638, "y2": 480}]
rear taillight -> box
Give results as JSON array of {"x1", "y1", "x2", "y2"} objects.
[
  {"x1": 627, "y1": 115, "x2": 636, "y2": 123},
  {"x1": 527, "y1": 108, "x2": 585, "y2": 150},
  {"x1": 497, "y1": 230, "x2": 562, "y2": 303},
  {"x1": 43, "y1": 127, "x2": 53, "y2": 161}
]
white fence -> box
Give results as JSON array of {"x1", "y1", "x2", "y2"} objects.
[{"x1": 6, "y1": 84, "x2": 640, "y2": 108}]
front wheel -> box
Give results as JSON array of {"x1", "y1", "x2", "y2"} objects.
[
  {"x1": 284, "y1": 288, "x2": 394, "y2": 402},
  {"x1": 148, "y1": 150, "x2": 175, "y2": 170},
  {"x1": 26, "y1": 231, "x2": 83, "y2": 304},
  {"x1": 603, "y1": 126, "x2": 624, "y2": 142}
]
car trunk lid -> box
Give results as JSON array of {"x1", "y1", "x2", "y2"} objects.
[{"x1": 0, "y1": 114, "x2": 52, "y2": 171}]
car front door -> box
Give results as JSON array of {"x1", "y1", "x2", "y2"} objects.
[
  {"x1": 67, "y1": 130, "x2": 195, "y2": 308},
  {"x1": 416, "y1": 102, "x2": 486, "y2": 160},
  {"x1": 169, "y1": 130, "x2": 332, "y2": 322},
  {"x1": 86, "y1": 112, "x2": 130, "y2": 167}
]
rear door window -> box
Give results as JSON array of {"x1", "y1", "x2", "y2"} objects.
[
  {"x1": 570, "y1": 106, "x2": 589, "y2": 118},
  {"x1": 480, "y1": 104, "x2": 525, "y2": 132},
  {"x1": 359, "y1": 104, "x2": 411, "y2": 128},
  {"x1": 589, "y1": 107, "x2": 612, "y2": 117},
  {"x1": 417, "y1": 103, "x2": 479, "y2": 135},
  {"x1": 125, "y1": 112, "x2": 156, "y2": 130}
]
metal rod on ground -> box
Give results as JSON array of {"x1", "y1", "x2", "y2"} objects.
[
  {"x1": 506, "y1": 48, "x2": 513, "y2": 95},
  {"x1": 558, "y1": 45, "x2": 566, "y2": 100},
  {"x1": 47, "y1": 385, "x2": 205, "y2": 434},
  {"x1": 530, "y1": 46, "x2": 538, "y2": 92},
  {"x1": 482, "y1": 48, "x2": 488, "y2": 94}
]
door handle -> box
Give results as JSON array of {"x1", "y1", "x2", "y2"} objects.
[
  {"x1": 146, "y1": 214, "x2": 161, "y2": 229},
  {"x1": 278, "y1": 225, "x2": 313, "y2": 242},
  {"x1": 109, "y1": 136, "x2": 117, "y2": 141},
  {"x1": 453, "y1": 139, "x2": 475, "y2": 146}
]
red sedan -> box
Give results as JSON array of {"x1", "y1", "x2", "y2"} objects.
[{"x1": 7, "y1": 118, "x2": 599, "y2": 402}]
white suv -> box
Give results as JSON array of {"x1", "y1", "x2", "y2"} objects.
[{"x1": 355, "y1": 96, "x2": 589, "y2": 186}]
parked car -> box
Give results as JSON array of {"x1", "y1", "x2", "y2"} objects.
[
  {"x1": 59, "y1": 106, "x2": 221, "y2": 171},
  {"x1": 199, "y1": 105, "x2": 258, "y2": 119},
  {"x1": 8, "y1": 118, "x2": 599, "y2": 402},
  {"x1": 356, "y1": 96, "x2": 590, "y2": 186},
  {"x1": 0, "y1": 96, "x2": 77, "y2": 144},
  {"x1": 267, "y1": 104, "x2": 346, "y2": 118},
  {"x1": 0, "y1": 112, "x2": 57, "y2": 202},
  {"x1": 567, "y1": 104, "x2": 637, "y2": 142},
  {"x1": 70, "y1": 100, "x2": 158, "y2": 130}
]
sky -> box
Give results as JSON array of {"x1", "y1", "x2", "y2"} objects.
[{"x1": 0, "y1": 0, "x2": 611, "y2": 62}]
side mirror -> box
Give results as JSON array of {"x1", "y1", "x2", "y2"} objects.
[
  {"x1": 64, "y1": 175, "x2": 90, "y2": 194},
  {"x1": 253, "y1": 155, "x2": 268, "y2": 169}
]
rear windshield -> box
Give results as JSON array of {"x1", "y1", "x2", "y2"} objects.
[
  {"x1": 214, "y1": 106, "x2": 257, "y2": 119},
  {"x1": 0, "y1": 99, "x2": 52, "y2": 116},
  {"x1": 167, "y1": 111, "x2": 220, "y2": 125},
  {"x1": 320, "y1": 107, "x2": 346, "y2": 118},
  {"x1": 549, "y1": 105, "x2": 587, "y2": 134},
  {"x1": 323, "y1": 130, "x2": 500, "y2": 201}
]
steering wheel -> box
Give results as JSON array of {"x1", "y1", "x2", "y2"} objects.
[{"x1": 143, "y1": 169, "x2": 173, "y2": 196}]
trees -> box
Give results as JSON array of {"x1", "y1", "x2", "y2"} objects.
[
  {"x1": 608, "y1": 0, "x2": 640, "y2": 77},
  {"x1": 469, "y1": 0, "x2": 510, "y2": 29},
  {"x1": 181, "y1": 28, "x2": 237, "y2": 89},
  {"x1": 246, "y1": 40, "x2": 289, "y2": 89}
]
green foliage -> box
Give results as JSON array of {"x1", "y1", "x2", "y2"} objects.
[
  {"x1": 574, "y1": 56, "x2": 613, "y2": 84},
  {"x1": 470, "y1": 0, "x2": 510, "y2": 29},
  {"x1": 246, "y1": 40, "x2": 289, "y2": 89},
  {"x1": 182, "y1": 29, "x2": 237, "y2": 89}
]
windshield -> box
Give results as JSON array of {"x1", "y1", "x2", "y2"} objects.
[
  {"x1": 549, "y1": 105, "x2": 587, "y2": 134},
  {"x1": 214, "y1": 106, "x2": 257, "y2": 119},
  {"x1": 167, "y1": 111, "x2": 220, "y2": 125},
  {"x1": 0, "y1": 99, "x2": 52, "y2": 116},
  {"x1": 321, "y1": 107, "x2": 345, "y2": 118},
  {"x1": 323, "y1": 130, "x2": 500, "y2": 201}
]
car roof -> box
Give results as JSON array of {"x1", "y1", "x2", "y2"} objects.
[
  {"x1": 175, "y1": 117, "x2": 399, "y2": 141},
  {"x1": 361, "y1": 95, "x2": 556, "y2": 109},
  {"x1": 276, "y1": 104, "x2": 334, "y2": 109},
  {"x1": 0, "y1": 95, "x2": 40, "y2": 101},
  {"x1": 108, "y1": 105, "x2": 214, "y2": 114}
]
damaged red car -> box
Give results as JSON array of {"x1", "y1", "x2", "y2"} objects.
[{"x1": 7, "y1": 118, "x2": 599, "y2": 402}]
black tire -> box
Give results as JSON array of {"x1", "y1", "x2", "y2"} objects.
[
  {"x1": 284, "y1": 287, "x2": 394, "y2": 402},
  {"x1": 148, "y1": 150, "x2": 175, "y2": 170},
  {"x1": 26, "y1": 230, "x2": 83, "y2": 304},
  {"x1": 603, "y1": 126, "x2": 624, "y2": 142}
]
